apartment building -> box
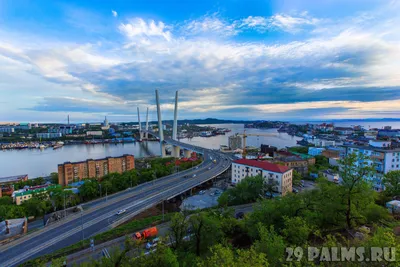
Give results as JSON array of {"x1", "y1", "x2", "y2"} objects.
[
  {"x1": 231, "y1": 159, "x2": 292, "y2": 196},
  {"x1": 58, "y1": 154, "x2": 135, "y2": 185},
  {"x1": 12, "y1": 185, "x2": 60, "y2": 205},
  {"x1": 273, "y1": 151, "x2": 315, "y2": 176},
  {"x1": 342, "y1": 140, "x2": 400, "y2": 191}
]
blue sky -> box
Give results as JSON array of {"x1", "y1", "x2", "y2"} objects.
[{"x1": 1, "y1": 0, "x2": 400, "y2": 123}]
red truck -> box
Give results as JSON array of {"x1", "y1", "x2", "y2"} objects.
[{"x1": 133, "y1": 226, "x2": 158, "y2": 240}]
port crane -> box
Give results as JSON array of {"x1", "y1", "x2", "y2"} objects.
[{"x1": 237, "y1": 130, "x2": 278, "y2": 158}]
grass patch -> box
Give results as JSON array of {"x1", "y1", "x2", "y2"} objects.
[{"x1": 21, "y1": 213, "x2": 174, "y2": 266}]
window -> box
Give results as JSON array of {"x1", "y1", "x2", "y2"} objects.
[{"x1": 392, "y1": 165, "x2": 394, "y2": 168}]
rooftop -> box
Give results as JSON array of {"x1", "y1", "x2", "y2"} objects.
[
  {"x1": 233, "y1": 159, "x2": 290, "y2": 173},
  {"x1": 59, "y1": 154, "x2": 134, "y2": 166},
  {"x1": 0, "y1": 174, "x2": 28, "y2": 184},
  {"x1": 342, "y1": 144, "x2": 400, "y2": 152},
  {"x1": 291, "y1": 152, "x2": 314, "y2": 159}
]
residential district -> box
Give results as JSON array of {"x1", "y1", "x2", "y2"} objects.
[{"x1": 1, "y1": 120, "x2": 400, "y2": 266}]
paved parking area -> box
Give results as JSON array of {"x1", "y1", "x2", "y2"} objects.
[
  {"x1": 180, "y1": 187, "x2": 222, "y2": 210},
  {"x1": 294, "y1": 180, "x2": 316, "y2": 193}
]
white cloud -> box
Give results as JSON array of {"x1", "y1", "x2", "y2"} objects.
[
  {"x1": 112, "y1": 10, "x2": 118, "y2": 17},
  {"x1": 119, "y1": 18, "x2": 172, "y2": 41},
  {"x1": 1, "y1": 3, "x2": 400, "y2": 120},
  {"x1": 239, "y1": 13, "x2": 319, "y2": 33},
  {"x1": 181, "y1": 14, "x2": 238, "y2": 37}
]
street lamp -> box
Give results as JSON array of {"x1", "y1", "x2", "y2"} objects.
[{"x1": 80, "y1": 210, "x2": 84, "y2": 242}]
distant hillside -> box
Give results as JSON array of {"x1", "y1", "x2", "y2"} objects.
[{"x1": 162, "y1": 118, "x2": 254, "y2": 125}]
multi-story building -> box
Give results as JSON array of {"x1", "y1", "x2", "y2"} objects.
[
  {"x1": 228, "y1": 134, "x2": 242, "y2": 150},
  {"x1": 311, "y1": 139, "x2": 336, "y2": 147},
  {"x1": 36, "y1": 133, "x2": 62, "y2": 139},
  {"x1": 86, "y1": 131, "x2": 103, "y2": 136},
  {"x1": 0, "y1": 175, "x2": 28, "y2": 197},
  {"x1": 0, "y1": 127, "x2": 15, "y2": 133},
  {"x1": 273, "y1": 151, "x2": 315, "y2": 176},
  {"x1": 231, "y1": 159, "x2": 292, "y2": 196},
  {"x1": 260, "y1": 144, "x2": 277, "y2": 157},
  {"x1": 378, "y1": 129, "x2": 400, "y2": 138},
  {"x1": 48, "y1": 125, "x2": 75, "y2": 135},
  {"x1": 58, "y1": 154, "x2": 135, "y2": 185},
  {"x1": 12, "y1": 185, "x2": 60, "y2": 205},
  {"x1": 342, "y1": 140, "x2": 400, "y2": 191},
  {"x1": 334, "y1": 127, "x2": 354, "y2": 135}
]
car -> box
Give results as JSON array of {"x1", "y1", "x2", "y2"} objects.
[
  {"x1": 208, "y1": 167, "x2": 211, "y2": 170},
  {"x1": 146, "y1": 237, "x2": 160, "y2": 250},
  {"x1": 235, "y1": 212, "x2": 244, "y2": 219},
  {"x1": 210, "y1": 192, "x2": 215, "y2": 196},
  {"x1": 192, "y1": 174, "x2": 197, "y2": 177},
  {"x1": 116, "y1": 209, "x2": 126, "y2": 215},
  {"x1": 292, "y1": 188, "x2": 299, "y2": 193},
  {"x1": 199, "y1": 190, "x2": 205, "y2": 195},
  {"x1": 195, "y1": 166, "x2": 199, "y2": 169},
  {"x1": 215, "y1": 189, "x2": 221, "y2": 194}
]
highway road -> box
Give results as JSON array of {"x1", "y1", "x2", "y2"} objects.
[
  {"x1": 64, "y1": 203, "x2": 255, "y2": 266},
  {"x1": 0, "y1": 140, "x2": 232, "y2": 267}
]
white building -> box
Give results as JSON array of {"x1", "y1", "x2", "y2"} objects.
[
  {"x1": 86, "y1": 131, "x2": 103, "y2": 136},
  {"x1": 311, "y1": 139, "x2": 336, "y2": 147},
  {"x1": 231, "y1": 159, "x2": 293, "y2": 196},
  {"x1": 36, "y1": 133, "x2": 62, "y2": 139},
  {"x1": 321, "y1": 169, "x2": 340, "y2": 183},
  {"x1": 343, "y1": 140, "x2": 400, "y2": 191},
  {"x1": 0, "y1": 127, "x2": 14, "y2": 133}
]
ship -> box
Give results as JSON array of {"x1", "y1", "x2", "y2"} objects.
[
  {"x1": 200, "y1": 131, "x2": 213, "y2": 137},
  {"x1": 53, "y1": 141, "x2": 64, "y2": 150}
]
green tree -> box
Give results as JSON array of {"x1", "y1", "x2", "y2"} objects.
[
  {"x1": 189, "y1": 212, "x2": 223, "y2": 256},
  {"x1": 199, "y1": 244, "x2": 269, "y2": 267},
  {"x1": 168, "y1": 212, "x2": 189, "y2": 250},
  {"x1": 79, "y1": 180, "x2": 99, "y2": 201},
  {"x1": 131, "y1": 243, "x2": 179, "y2": 267},
  {"x1": 282, "y1": 216, "x2": 312, "y2": 246},
  {"x1": 339, "y1": 153, "x2": 375, "y2": 229},
  {"x1": 0, "y1": 205, "x2": 26, "y2": 220},
  {"x1": 219, "y1": 175, "x2": 266, "y2": 206},
  {"x1": 50, "y1": 172, "x2": 59, "y2": 184},
  {"x1": 22, "y1": 198, "x2": 51, "y2": 217},
  {"x1": 0, "y1": 196, "x2": 13, "y2": 205},
  {"x1": 382, "y1": 170, "x2": 400, "y2": 198},
  {"x1": 253, "y1": 224, "x2": 285, "y2": 266},
  {"x1": 292, "y1": 170, "x2": 302, "y2": 187}
]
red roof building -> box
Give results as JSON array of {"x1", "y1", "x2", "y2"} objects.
[
  {"x1": 233, "y1": 159, "x2": 289, "y2": 173},
  {"x1": 232, "y1": 159, "x2": 292, "y2": 196}
]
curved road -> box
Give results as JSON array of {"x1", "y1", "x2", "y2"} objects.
[{"x1": 0, "y1": 140, "x2": 232, "y2": 267}]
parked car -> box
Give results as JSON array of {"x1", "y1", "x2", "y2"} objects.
[
  {"x1": 116, "y1": 209, "x2": 126, "y2": 215},
  {"x1": 292, "y1": 188, "x2": 299, "y2": 194},
  {"x1": 192, "y1": 174, "x2": 197, "y2": 177},
  {"x1": 199, "y1": 190, "x2": 205, "y2": 195},
  {"x1": 235, "y1": 212, "x2": 244, "y2": 219},
  {"x1": 146, "y1": 237, "x2": 160, "y2": 250}
]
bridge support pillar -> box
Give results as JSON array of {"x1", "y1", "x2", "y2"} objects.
[
  {"x1": 172, "y1": 146, "x2": 180, "y2": 158},
  {"x1": 184, "y1": 149, "x2": 191, "y2": 158},
  {"x1": 161, "y1": 143, "x2": 166, "y2": 157}
]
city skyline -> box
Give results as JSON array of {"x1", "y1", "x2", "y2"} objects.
[{"x1": 1, "y1": 0, "x2": 400, "y2": 122}]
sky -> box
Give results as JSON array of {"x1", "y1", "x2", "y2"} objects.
[{"x1": 1, "y1": 0, "x2": 400, "y2": 123}]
